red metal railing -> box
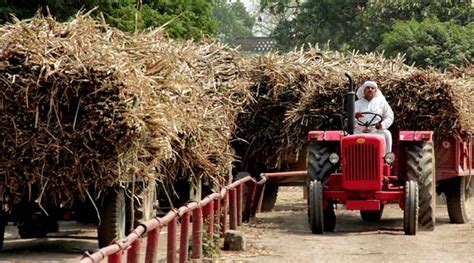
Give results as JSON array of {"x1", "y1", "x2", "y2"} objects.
[{"x1": 80, "y1": 174, "x2": 269, "y2": 263}]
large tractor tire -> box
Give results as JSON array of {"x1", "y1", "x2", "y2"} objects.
[
  {"x1": 307, "y1": 142, "x2": 333, "y2": 185},
  {"x1": 261, "y1": 183, "x2": 278, "y2": 212},
  {"x1": 444, "y1": 176, "x2": 471, "y2": 223},
  {"x1": 406, "y1": 142, "x2": 436, "y2": 230},
  {"x1": 98, "y1": 187, "x2": 127, "y2": 248},
  {"x1": 404, "y1": 180, "x2": 419, "y2": 235},
  {"x1": 360, "y1": 205, "x2": 384, "y2": 222}
]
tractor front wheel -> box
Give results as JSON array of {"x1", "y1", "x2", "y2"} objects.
[
  {"x1": 444, "y1": 176, "x2": 471, "y2": 223},
  {"x1": 309, "y1": 180, "x2": 324, "y2": 234},
  {"x1": 406, "y1": 142, "x2": 436, "y2": 230},
  {"x1": 404, "y1": 180, "x2": 418, "y2": 235}
]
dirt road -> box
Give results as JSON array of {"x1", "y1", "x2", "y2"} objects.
[
  {"x1": 1, "y1": 186, "x2": 473, "y2": 262},
  {"x1": 222, "y1": 187, "x2": 474, "y2": 262}
]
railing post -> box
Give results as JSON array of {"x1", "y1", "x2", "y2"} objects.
[
  {"x1": 191, "y1": 206, "x2": 203, "y2": 259},
  {"x1": 220, "y1": 192, "x2": 228, "y2": 237},
  {"x1": 205, "y1": 202, "x2": 214, "y2": 240},
  {"x1": 145, "y1": 228, "x2": 160, "y2": 263},
  {"x1": 127, "y1": 239, "x2": 141, "y2": 263},
  {"x1": 214, "y1": 199, "x2": 221, "y2": 237},
  {"x1": 108, "y1": 252, "x2": 122, "y2": 263},
  {"x1": 179, "y1": 212, "x2": 190, "y2": 263},
  {"x1": 167, "y1": 217, "x2": 177, "y2": 263},
  {"x1": 243, "y1": 181, "x2": 256, "y2": 222},
  {"x1": 237, "y1": 184, "x2": 243, "y2": 226},
  {"x1": 229, "y1": 188, "x2": 237, "y2": 230}
]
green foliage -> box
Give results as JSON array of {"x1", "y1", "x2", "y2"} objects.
[
  {"x1": 270, "y1": 0, "x2": 367, "y2": 51},
  {"x1": 377, "y1": 18, "x2": 474, "y2": 69},
  {"x1": 0, "y1": 0, "x2": 218, "y2": 39},
  {"x1": 141, "y1": 0, "x2": 217, "y2": 40},
  {"x1": 354, "y1": 0, "x2": 474, "y2": 52},
  {"x1": 213, "y1": 0, "x2": 255, "y2": 43},
  {"x1": 260, "y1": 0, "x2": 473, "y2": 68}
]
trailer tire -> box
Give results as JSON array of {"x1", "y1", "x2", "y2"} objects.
[
  {"x1": 360, "y1": 205, "x2": 384, "y2": 222},
  {"x1": 444, "y1": 176, "x2": 471, "y2": 223},
  {"x1": 98, "y1": 187, "x2": 126, "y2": 248},
  {"x1": 307, "y1": 142, "x2": 333, "y2": 185},
  {"x1": 0, "y1": 211, "x2": 6, "y2": 250},
  {"x1": 261, "y1": 183, "x2": 278, "y2": 212},
  {"x1": 404, "y1": 180, "x2": 418, "y2": 235},
  {"x1": 407, "y1": 142, "x2": 436, "y2": 230}
]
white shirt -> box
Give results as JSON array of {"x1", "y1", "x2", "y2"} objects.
[{"x1": 354, "y1": 90, "x2": 394, "y2": 132}]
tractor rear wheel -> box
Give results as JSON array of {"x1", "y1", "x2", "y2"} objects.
[
  {"x1": 444, "y1": 176, "x2": 471, "y2": 223},
  {"x1": 404, "y1": 180, "x2": 418, "y2": 235},
  {"x1": 307, "y1": 142, "x2": 333, "y2": 185},
  {"x1": 360, "y1": 205, "x2": 384, "y2": 222},
  {"x1": 98, "y1": 187, "x2": 127, "y2": 248},
  {"x1": 309, "y1": 180, "x2": 324, "y2": 234},
  {"x1": 406, "y1": 142, "x2": 436, "y2": 230},
  {"x1": 261, "y1": 183, "x2": 278, "y2": 212}
]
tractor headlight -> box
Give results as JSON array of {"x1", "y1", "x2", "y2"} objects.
[
  {"x1": 384, "y1": 152, "x2": 396, "y2": 164},
  {"x1": 329, "y1": 153, "x2": 339, "y2": 164}
]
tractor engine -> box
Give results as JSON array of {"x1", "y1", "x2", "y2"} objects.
[{"x1": 341, "y1": 134, "x2": 385, "y2": 191}]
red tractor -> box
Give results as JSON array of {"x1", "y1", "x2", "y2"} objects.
[{"x1": 307, "y1": 74, "x2": 437, "y2": 235}]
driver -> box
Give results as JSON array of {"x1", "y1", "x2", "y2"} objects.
[{"x1": 354, "y1": 81, "x2": 394, "y2": 153}]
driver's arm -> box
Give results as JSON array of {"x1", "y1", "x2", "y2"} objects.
[{"x1": 380, "y1": 100, "x2": 394, "y2": 129}]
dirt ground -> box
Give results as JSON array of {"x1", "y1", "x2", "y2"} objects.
[
  {"x1": 1, "y1": 186, "x2": 473, "y2": 262},
  {"x1": 220, "y1": 186, "x2": 474, "y2": 263}
]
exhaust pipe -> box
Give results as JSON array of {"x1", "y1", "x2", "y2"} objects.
[{"x1": 345, "y1": 73, "x2": 355, "y2": 135}]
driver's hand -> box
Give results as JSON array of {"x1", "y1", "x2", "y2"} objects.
[
  {"x1": 355, "y1": 112, "x2": 363, "y2": 118},
  {"x1": 375, "y1": 123, "x2": 382, "y2": 129}
]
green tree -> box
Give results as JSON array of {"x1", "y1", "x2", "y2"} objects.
[
  {"x1": 354, "y1": 0, "x2": 474, "y2": 52},
  {"x1": 213, "y1": 0, "x2": 255, "y2": 43},
  {"x1": 140, "y1": 0, "x2": 217, "y2": 40},
  {"x1": 0, "y1": 0, "x2": 218, "y2": 40},
  {"x1": 269, "y1": 0, "x2": 367, "y2": 51},
  {"x1": 377, "y1": 18, "x2": 474, "y2": 69}
]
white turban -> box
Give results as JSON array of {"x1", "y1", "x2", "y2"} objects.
[{"x1": 356, "y1": 81, "x2": 385, "y2": 100}]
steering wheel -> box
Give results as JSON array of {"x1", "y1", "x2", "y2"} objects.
[{"x1": 356, "y1": 111, "x2": 383, "y2": 128}]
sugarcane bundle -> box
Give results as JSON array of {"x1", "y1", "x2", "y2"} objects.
[{"x1": 0, "y1": 14, "x2": 250, "y2": 206}]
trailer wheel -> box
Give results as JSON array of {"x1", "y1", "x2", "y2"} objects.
[
  {"x1": 406, "y1": 142, "x2": 436, "y2": 230},
  {"x1": 444, "y1": 176, "x2": 471, "y2": 223},
  {"x1": 360, "y1": 205, "x2": 384, "y2": 222},
  {"x1": 307, "y1": 142, "x2": 333, "y2": 185},
  {"x1": 309, "y1": 180, "x2": 324, "y2": 234},
  {"x1": 261, "y1": 183, "x2": 278, "y2": 212},
  {"x1": 0, "y1": 211, "x2": 6, "y2": 250},
  {"x1": 98, "y1": 187, "x2": 126, "y2": 248},
  {"x1": 404, "y1": 180, "x2": 418, "y2": 235},
  {"x1": 17, "y1": 203, "x2": 56, "y2": 238}
]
